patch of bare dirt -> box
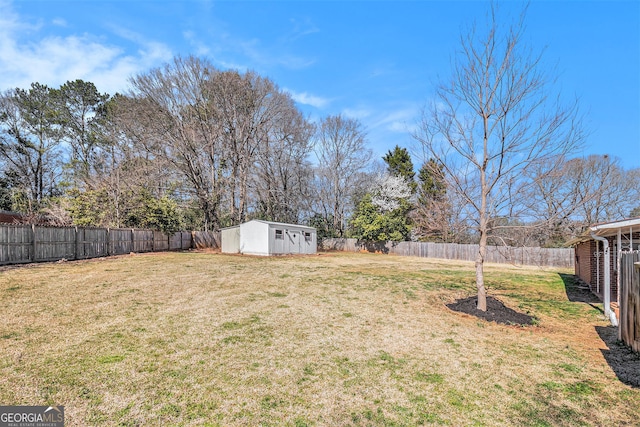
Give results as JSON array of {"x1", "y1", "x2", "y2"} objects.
[{"x1": 447, "y1": 295, "x2": 536, "y2": 326}]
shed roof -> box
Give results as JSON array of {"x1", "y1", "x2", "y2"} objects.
[
  {"x1": 250, "y1": 219, "x2": 316, "y2": 231},
  {"x1": 220, "y1": 219, "x2": 316, "y2": 232}
]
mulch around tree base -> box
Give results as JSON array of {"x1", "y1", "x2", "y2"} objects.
[{"x1": 446, "y1": 296, "x2": 536, "y2": 326}]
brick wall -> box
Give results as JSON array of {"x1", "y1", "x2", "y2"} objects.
[
  {"x1": 575, "y1": 240, "x2": 593, "y2": 285},
  {"x1": 588, "y1": 237, "x2": 617, "y2": 295},
  {"x1": 577, "y1": 233, "x2": 640, "y2": 296}
]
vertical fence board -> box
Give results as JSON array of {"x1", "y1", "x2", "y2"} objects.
[
  {"x1": 152, "y1": 230, "x2": 168, "y2": 251},
  {"x1": 619, "y1": 251, "x2": 640, "y2": 352},
  {"x1": 108, "y1": 229, "x2": 130, "y2": 255}
]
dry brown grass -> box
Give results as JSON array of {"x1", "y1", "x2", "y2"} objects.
[{"x1": 1, "y1": 251, "x2": 639, "y2": 426}]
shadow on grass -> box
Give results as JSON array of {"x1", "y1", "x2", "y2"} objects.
[
  {"x1": 558, "y1": 273, "x2": 603, "y2": 314},
  {"x1": 359, "y1": 241, "x2": 390, "y2": 254},
  {"x1": 595, "y1": 325, "x2": 640, "y2": 388}
]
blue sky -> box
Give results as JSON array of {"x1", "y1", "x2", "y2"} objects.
[{"x1": 1, "y1": 0, "x2": 638, "y2": 169}]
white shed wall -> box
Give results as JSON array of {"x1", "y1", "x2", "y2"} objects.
[
  {"x1": 240, "y1": 221, "x2": 270, "y2": 256},
  {"x1": 221, "y1": 226, "x2": 240, "y2": 253}
]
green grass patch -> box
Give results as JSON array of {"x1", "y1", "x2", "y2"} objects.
[
  {"x1": 97, "y1": 354, "x2": 125, "y2": 364},
  {"x1": 415, "y1": 371, "x2": 444, "y2": 384},
  {"x1": 267, "y1": 291, "x2": 288, "y2": 298}
]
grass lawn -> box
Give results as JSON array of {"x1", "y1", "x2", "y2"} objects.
[{"x1": 1, "y1": 251, "x2": 639, "y2": 426}]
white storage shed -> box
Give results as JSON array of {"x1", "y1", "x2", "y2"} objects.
[{"x1": 221, "y1": 220, "x2": 317, "y2": 256}]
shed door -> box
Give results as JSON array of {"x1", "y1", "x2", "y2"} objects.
[
  {"x1": 287, "y1": 230, "x2": 301, "y2": 254},
  {"x1": 274, "y1": 228, "x2": 285, "y2": 254}
]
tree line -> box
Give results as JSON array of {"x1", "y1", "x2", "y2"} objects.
[{"x1": 0, "y1": 56, "x2": 637, "y2": 245}]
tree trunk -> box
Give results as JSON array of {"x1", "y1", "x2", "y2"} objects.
[{"x1": 476, "y1": 228, "x2": 488, "y2": 311}]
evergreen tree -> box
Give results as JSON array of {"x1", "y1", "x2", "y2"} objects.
[
  {"x1": 52, "y1": 79, "x2": 110, "y2": 189},
  {"x1": 382, "y1": 145, "x2": 417, "y2": 193},
  {"x1": 417, "y1": 159, "x2": 446, "y2": 205},
  {"x1": 0, "y1": 83, "x2": 62, "y2": 213}
]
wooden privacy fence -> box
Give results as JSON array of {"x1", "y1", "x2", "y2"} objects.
[
  {"x1": 0, "y1": 224, "x2": 198, "y2": 265},
  {"x1": 320, "y1": 238, "x2": 574, "y2": 268},
  {"x1": 619, "y1": 251, "x2": 640, "y2": 352},
  {"x1": 192, "y1": 230, "x2": 221, "y2": 249}
]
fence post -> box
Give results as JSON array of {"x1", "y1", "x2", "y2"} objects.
[
  {"x1": 131, "y1": 229, "x2": 134, "y2": 253},
  {"x1": 74, "y1": 226, "x2": 79, "y2": 260},
  {"x1": 106, "y1": 228, "x2": 110, "y2": 256},
  {"x1": 31, "y1": 224, "x2": 36, "y2": 262}
]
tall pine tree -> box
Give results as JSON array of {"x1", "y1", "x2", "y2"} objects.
[
  {"x1": 382, "y1": 145, "x2": 417, "y2": 193},
  {"x1": 417, "y1": 158, "x2": 446, "y2": 205}
]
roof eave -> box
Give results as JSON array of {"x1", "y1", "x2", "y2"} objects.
[{"x1": 590, "y1": 218, "x2": 640, "y2": 237}]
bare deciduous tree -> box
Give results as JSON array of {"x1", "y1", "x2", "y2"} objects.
[
  {"x1": 525, "y1": 154, "x2": 637, "y2": 246},
  {"x1": 411, "y1": 159, "x2": 455, "y2": 242},
  {"x1": 120, "y1": 56, "x2": 315, "y2": 230},
  {"x1": 414, "y1": 5, "x2": 584, "y2": 310},
  {"x1": 123, "y1": 56, "x2": 223, "y2": 230},
  {"x1": 208, "y1": 70, "x2": 313, "y2": 225},
  {"x1": 314, "y1": 114, "x2": 372, "y2": 237},
  {"x1": 252, "y1": 96, "x2": 315, "y2": 223}
]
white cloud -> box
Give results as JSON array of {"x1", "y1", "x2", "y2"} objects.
[
  {"x1": 52, "y1": 18, "x2": 67, "y2": 27},
  {"x1": 177, "y1": 13, "x2": 316, "y2": 73},
  {"x1": 387, "y1": 121, "x2": 410, "y2": 133},
  {"x1": 236, "y1": 37, "x2": 315, "y2": 70},
  {"x1": 286, "y1": 89, "x2": 330, "y2": 109},
  {"x1": 183, "y1": 30, "x2": 210, "y2": 56},
  {"x1": 283, "y1": 17, "x2": 319, "y2": 42},
  {"x1": 377, "y1": 107, "x2": 419, "y2": 134},
  {"x1": 343, "y1": 107, "x2": 372, "y2": 120},
  {"x1": 0, "y1": 1, "x2": 173, "y2": 94}
]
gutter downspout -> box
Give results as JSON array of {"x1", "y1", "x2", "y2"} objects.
[
  {"x1": 596, "y1": 243, "x2": 600, "y2": 294},
  {"x1": 591, "y1": 232, "x2": 618, "y2": 326}
]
